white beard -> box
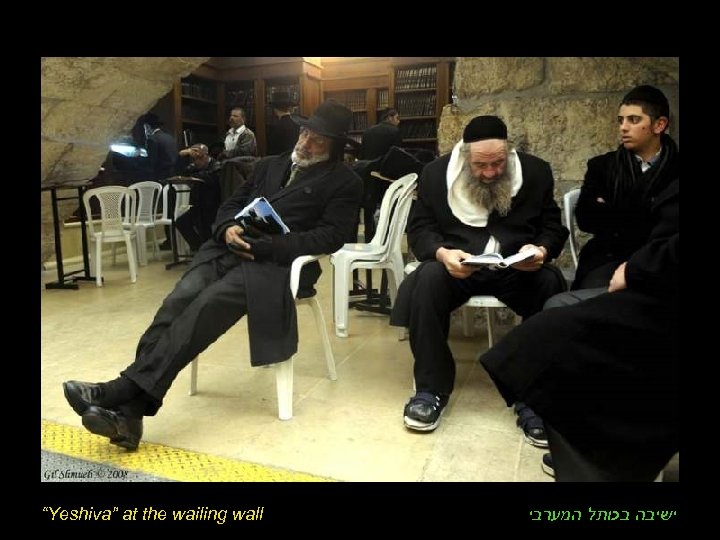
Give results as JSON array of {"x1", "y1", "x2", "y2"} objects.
[
  {"x1": 291, "y1": 150, "x2": 330, "y2": 168},
  {"x1": 459, "y1": 158, "x2": 515, "y2": 216}
]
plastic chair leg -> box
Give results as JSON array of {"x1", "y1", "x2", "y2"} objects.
[
  {"x1": 332, "y1": 260, "x2": 351, "y2": 337},
  {"x1": 125, "y1": 236, "x2": 137, "y2": 283},
  {"x1": 486, "y1": 307, "x2": 495, "y2": 348},
  {"x1": 136, "y1": 227, "x2": 148, "y2": 266},
  {"x1": 95, "y1": 240, "x2": 103, "y2": 287},
  {"x1": 275, "y1": 358, "x2": 294, "y2": 420},
  {"x1": 310, "y1": 297, "x2": 337, "y2": 380}
]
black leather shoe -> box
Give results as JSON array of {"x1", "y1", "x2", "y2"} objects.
[
  {"x1": 63, "y1": 380, "x2": 105, "y2": 416},
  {"x1": 81, "y1": 405, "x2": 143, "y2": 451}
]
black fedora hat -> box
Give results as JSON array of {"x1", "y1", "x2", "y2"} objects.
[
  {"x1": 292, "y1": 99, "x2": 359, "y2": 146},
  {"x1": 270, "y1": 91, "x2": 297, "y2": 108}
]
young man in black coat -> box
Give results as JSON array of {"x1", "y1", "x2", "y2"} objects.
[
  {"x1": 555, "y1": 84, "x2": 679, "y2": 300},
  {"x1": 62, "y1": 101, "x2": 363, "y2": 451},
  {"x1": 480, "y1": 177, "x2": 678, "y2": 481},
  {"x1": 390, "y1": 116, "x2": 568, "y2": 434}
]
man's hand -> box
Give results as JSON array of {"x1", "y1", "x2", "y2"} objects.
[
  {"x1": 224, "y1": 225, "x2": 255, "y2": 260},
  {"x1": 436, "y1": 247, "x2": 475, "y2": 279},
  {"x1": 511, "y1": 244, "x2": 546, "y2": 272},
  {"x1": 608, "y1": 262, "x2": 627, "y2": 292}
]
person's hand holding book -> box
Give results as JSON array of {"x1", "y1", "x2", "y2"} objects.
[{"x1": 224, "y1": 224, "x2": 255, "y2": 260}]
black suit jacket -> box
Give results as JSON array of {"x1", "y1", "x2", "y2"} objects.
[
  {"x1": 187, "y1": 154, "x2": 362, "y2": 365},
  {"x1": 408, "y1": 152, "x2": 568, "y2": 262},
  {"x1": 360, "y1": 121, "x2": 402, "y2": 160},
  {"x1": 266, "y1": 115, "x2": 300, "y2": 156},
  {"x1": 574, "y1": 149, "x2": 679, "y2": 287}
]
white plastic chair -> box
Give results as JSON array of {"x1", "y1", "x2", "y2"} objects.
[
  {"x1": 188, "y1": 255, "x2": 336, "y2": 420},
  {"x1": 401, "y1": 261, "x2": 518, "y2": 348},
  {"x1": 127, "y1": 181, "x2": 162, "y2": 266},
  {"x1": 82, "y1": 186, "x2": 138, "y2": 287},
  {"x1": 563, "y1": 188, "x2": 581, "y2": 270},
  {"x1": 156, "y1": 183, "x2": 193, "y2": 257},
  {"x1": 330, "y1": 173, "x2": 418, "y2": 337}
]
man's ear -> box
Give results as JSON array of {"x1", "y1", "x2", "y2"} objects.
[{"x1": 653, "y1": 116, "x2": 669, "y2": 135}]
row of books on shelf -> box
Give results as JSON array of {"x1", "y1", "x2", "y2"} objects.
[
  {"x1": 377, "y1": 89, "x2": 389, "y2": 110},
  {"x1": 395, "y1": 66, "x2": 437, "y2": 91},
  {"x1": 181, "y1": 82, "x2": 216, "y2": 101},
  {"x1": 396, "y1": 94, "x2": 437, "y2": 117},
  {"x1": 351, "y1": 112, "x2": 369, "y2": 131},
  {"x1": 327, "y1": 91, "x2": 367, "y2": 110},
  {"x1": 399, "y1": 121, "x2": 436, "y2": 139}
]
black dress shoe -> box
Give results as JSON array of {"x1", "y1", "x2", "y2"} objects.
[
  {"x1": 63, "y1": 380, "x2": 105, "y2": 416},
  {"x1": 81, "y1": 405, "x2": 143, "y2": 451}
]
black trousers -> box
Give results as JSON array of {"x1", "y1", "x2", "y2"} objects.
[
  {"x1": 406, "y1": 261, "x2": 566, "y2": 396},
  {"x1": 122, "y1": 253, "x2": 248, "y2": 415}
]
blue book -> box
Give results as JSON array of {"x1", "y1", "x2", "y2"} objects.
[{"x1": 234, "y1": 197, "x2": 290, "y2": 235}]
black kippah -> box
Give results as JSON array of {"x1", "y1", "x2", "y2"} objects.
[
  {"x1": 622, "y1": 85, "x2": 670, "y2": 118},
  {"x1": 462, "y1": 115, "x2": 508, "y2": 143}
]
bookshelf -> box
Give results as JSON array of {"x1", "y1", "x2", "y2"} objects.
[
  {"x1": 177, "y1": 74, "x2": 223, "y2": 148},
  {"x1": 225, "y1": 80, "x2": 256, "y2": 132},
  {"x1": 390, "y1": 59, "x2": 454, "y2": 154}
]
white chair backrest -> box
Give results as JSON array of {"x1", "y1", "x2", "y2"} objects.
[
  {"x1": 370, "y1": 173, "x2": 418, "y2": 248},
  {"x1": 129, "y1": 181, "x2": 162, "y2": 225},
  {"x1": 160, "y1": 183, "x2": 193, "y2": 221},
  {"x1": 381, "y1": 173, "x2": 418, "y2": 258},
  {"x1": 83, "y1": 186, "x2": 136, "y2": 237},
  {"x1": 563, "y1": 188, "x2": 581, "y2": 269}
]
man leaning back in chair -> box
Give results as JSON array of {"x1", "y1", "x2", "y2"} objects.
[{"x1": 62, "y1": 100, "x2": 362, "y2": 450}]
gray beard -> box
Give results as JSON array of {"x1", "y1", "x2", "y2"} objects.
[
  {"x1": 459, "y1": 160, "x2": 515, "y2": 217},
  {"x1": 291, "y1": 150, "x2": 330, "y2": 168}
]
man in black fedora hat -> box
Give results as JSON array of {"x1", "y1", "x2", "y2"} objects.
[
  {"x1": 390, "y1": 115, "x2": 568, "y2": 436},
  {"x1": 62, "y1": 99, "x2": 362, "y2": 451},
  {"x1": 267, "y1": 91, "x2": 300, "y2": 156}
]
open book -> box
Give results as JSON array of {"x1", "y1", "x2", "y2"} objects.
[
  {"x1": 234, "y1": 197, "x2": 290, "y2": 235},
  {"x1": 461, "y1": 248, "x2": 538, "y2": 269}
]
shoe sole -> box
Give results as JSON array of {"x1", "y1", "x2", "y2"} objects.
[
  {"x1": 523, "y1": 432, "x2": 549, "y2": 448},
  {"x1": 541, "y1": 461, "x2": 555, "y2": 478},
  {"x1": 403, "y1": 408, "x2": 444, "y2": 432},
  {"x1": 63, "y1": 382, "x2": 91, "y2": 416},
  {"x1": 82, "y1": 411, "x2": 139, "y2": 451}
]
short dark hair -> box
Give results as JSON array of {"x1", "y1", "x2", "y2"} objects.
[
  {"x1": 380, "y1": 108, "x2": 398, "y2": 122},
  {"x1": 621, "y1": 85, "x2": 670, "y2": 121}
]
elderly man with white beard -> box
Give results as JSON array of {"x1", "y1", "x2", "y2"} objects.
[{"x1": 390, "y1": 115, "x2": 568, "y2": 436}]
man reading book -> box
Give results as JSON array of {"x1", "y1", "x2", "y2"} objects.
[
  {"x1": 390, "y1": 115, "x2": 568, "y2": 435},
  {"x1": 61, "y1": 100, "x2": 362, "y2": 451}
]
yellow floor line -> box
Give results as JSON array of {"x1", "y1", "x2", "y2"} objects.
[{"x1": 41, "y1": 420, "x2": 334, "y2": 482}]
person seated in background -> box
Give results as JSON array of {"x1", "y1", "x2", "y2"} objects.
[
  {"x1": 174, "y1": 144, "x2": 223, "y2": 252},
  {"x1": 266, "y1": 92, "x2": 300, "y2": 156},
  {"x1": 389, "y1": 115, "x2": 568, "y2": 437},
  {"x1": 480, "y1": 176, "x2": 678, "y2": 481},
  {"x1": 218, "y1": 107, "x2": 257, "y2": 160},
  {"x1": 61, "y1": 100, "x2": 362, "y2": 451}
]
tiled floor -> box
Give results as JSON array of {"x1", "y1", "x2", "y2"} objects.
[{"x1": 41, "y1": 253, "x2": 550, "y2": 482}]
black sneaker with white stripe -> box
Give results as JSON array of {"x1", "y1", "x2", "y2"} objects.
[
  {"x1": 514, "y1": 402, "x2": 549, "y2": 448},
  {"x1": 541, "y1": 453, "x2": 555, "y2": 478},
  {"x1": 403, "y1": 391, "x2": 449, "y2": 432}
]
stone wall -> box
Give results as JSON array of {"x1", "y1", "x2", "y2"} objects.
[
  {"x1": 440, "y1": 57, "x2": 679, "y2": 194},
  {"x1": 41, "y1": 57, "x2": 209, "y2": 265}
]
